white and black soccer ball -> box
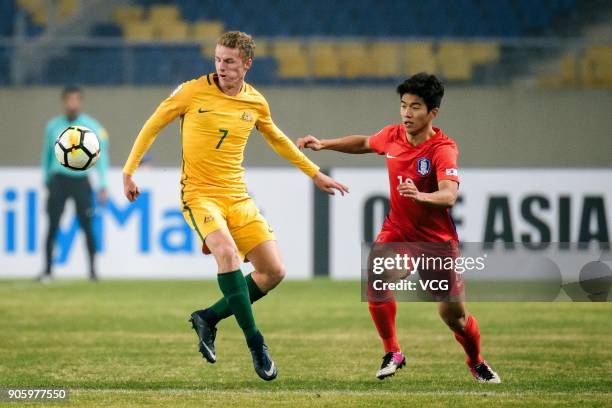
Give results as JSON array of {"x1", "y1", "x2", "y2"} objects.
[{"x1": 54, "y1": 126, "x2": 100, "y2": 171}]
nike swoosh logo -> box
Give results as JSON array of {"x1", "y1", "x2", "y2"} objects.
[
  {"x1": 264, "y1": 362, "x2": 275, "y2": 377},
  {"x1": 386, "y1": 153, "x2": 397, "y2": 159},
  {"x1": 198, "y1": 108, "x2": 212, "y2": 113}
]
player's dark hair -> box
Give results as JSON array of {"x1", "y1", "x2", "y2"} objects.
[
  {"x1": 396, "y1": 73, "x2": 444, "y2": 111},
  {"x1": 62, "y1": 85, "x2": 81, "y2": 98}
]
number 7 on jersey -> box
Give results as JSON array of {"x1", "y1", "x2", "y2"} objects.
[{"x1": 216, "y1": 129, "x2": 229, "y2": 149}]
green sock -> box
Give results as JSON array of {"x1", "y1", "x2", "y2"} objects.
[
  {"x1": 206, "y1": 273, "x2": 266, "y2": 325},
  {"x1": 217, "y1": 270, "x2": 259, "y2": 339}
]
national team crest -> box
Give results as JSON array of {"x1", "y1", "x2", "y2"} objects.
[
  {"x1": 416, "y1": 157, "x2": 431, "y2": 176},
  {"x1": 241, "y1": 111, "x2": 254, "y2": 122}
]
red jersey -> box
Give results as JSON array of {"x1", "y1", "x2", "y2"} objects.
[{"x1": 369, "y1": 125, "x2": 460, "y2": 243}]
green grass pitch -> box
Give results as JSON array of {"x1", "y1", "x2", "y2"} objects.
[{"x1": 0, "y1": 279, "x2": 610, "y2": 407}]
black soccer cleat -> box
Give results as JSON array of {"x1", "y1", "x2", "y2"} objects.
[
  {"x1": 470, "y1": 360, "x2": 501, "y2": 383},
  {"x1": 376, "y1": 351, "x2": 406, "y2": 379},
  {"x1": 189, "y1": 311, "x2": 217, "y2": 364},
  {"x1": 247, "y1": 331, "x2": 277, "y2": 381}
]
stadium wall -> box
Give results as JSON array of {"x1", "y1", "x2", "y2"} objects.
[
  {"x1": 0, "y1": 87, "x2": 611, "y2": 168},
  {"x1": 0, "y1": 167, "x2": 610, "y2": 280}
]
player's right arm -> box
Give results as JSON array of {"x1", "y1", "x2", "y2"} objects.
[
  {"x1": 296, "y1": 134, "x2": 374, "y2": 154},
  {"x1": 122, "y1": 82, "x2": 194, "y2": 202}
]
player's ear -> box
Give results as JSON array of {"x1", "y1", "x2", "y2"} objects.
[
  {"x1": 244, "y1": 58, "x2": 253, "y2": 70},
  {"x1": 429, "y1": 107, "x2": 439, "y2": 119}
]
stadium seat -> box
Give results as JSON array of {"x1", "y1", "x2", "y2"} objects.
[
  {"x1": 58, "y1": 0, "x2": 78, "y2": 20},
  {"x1": 113, "y1": 5, "x2": 145, "y2": 26},
  {"x1": 18, "y1": 0, "x2": 47, "y2": 26},
  {"x1": 581, "y1": 46, "x2": 612, "y2": 87},
  {"x1": 200, "y1": 43, "x2": 215, "y2": 59},
  {"x1": 90, "y1": 23, "x2": 122, "y2": 37},
  {"x1": 14, "y1": 0, "x2": 585, "y2": 42},
  {"x1": 123, "y1": 21, "x2": 155, "y2": 41},
  {"x1": 0, "y1": 0, "x2": 16, "y2": 36},
  {"x1": 192, "y1": 21, "x2": 224, "y2": 41},
  {"x1": 31, "y1": 8, "x2": 47, "y2": 26},
  {"x1": 338, "y1": 41, "x2": 368, "y2": 79},
  {"x1": 18, "y1": 0, "x2": 77, "y2": 26},
  {"x1": 45, "y1": 46, "x2": 124, "y2": 85},
  {"x1": 541, "y1": 53, "x2": 578, "y2": 87},
  {"x1": 254, "y1": 39, "x2": 270, "y2": 58},
  {"x1": 148, "y1": 4, "x2": 180, "y2": 23},
  {"x1": 249, "y1": 57, "x2": 278, "y2": 84},
  {"x1": 309, "y1": 41, "x2": 341, "y2": 78},
  {"x1": 468, "y1": 42, "x2": 500, "y2": 64},
  {"x1": 437, "y1": 41, "x2": 473, "y2": 81},
  {"x1": 273, "y1": 41, "x2": 309, "y2": 79},
  {"x1": 157, "y1": 21, "x2": 190, "y2": 41},
  {"x1": 3, "y1": 0, "x2": 591, "y2": 85},
  {"x1": 537, "y1": 53, "x2": 576, "y2": 88},
  {"x1": 0, "y1": 46, "x2": 12, "y2": 84},
  {"x1": 369, "y1": 42, "x2": 401, "y2": 78},
  {"x1": 403, "y1": 42, "x2": 436, "y2": 75},
  {"x1": 560, "y1": 53, "x2": 578, "y2": 85},
  {"x1": 17, "y1": 0, "x2": 44, "y2": 12}
]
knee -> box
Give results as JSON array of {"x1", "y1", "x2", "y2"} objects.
[
  {"x1": 439, "y1": 309, "x2": 467, "y2": 331},
  {"x1": 214, "y1": 245, "x2": 241, "y2": 269},
  {"x1": 270, "y1": 263, "x2": 286, "y2": 283},
  {"x1": 262, "y1": 262, "x2": 285, "y2": 284}
]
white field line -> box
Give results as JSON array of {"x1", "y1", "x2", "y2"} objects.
[{"x1": 69, "y1": 389, "x2": 611, "y2": 397}]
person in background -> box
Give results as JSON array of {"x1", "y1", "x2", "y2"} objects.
[{"x1": 39, "y1": 86, "x2": 109, "y2": 282}]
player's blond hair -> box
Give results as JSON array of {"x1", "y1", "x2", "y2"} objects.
[{"x1": 217, "y1": 31, "x2": 255, "y2": 61}]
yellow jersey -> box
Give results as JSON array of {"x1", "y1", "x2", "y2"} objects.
[{"x1": 123, "y1": 73, "x2": 319, "y2": 197}]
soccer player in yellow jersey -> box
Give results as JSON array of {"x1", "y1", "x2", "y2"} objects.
[{"x1": 122, "y1": 32, "x2": 348, "y2": 381}]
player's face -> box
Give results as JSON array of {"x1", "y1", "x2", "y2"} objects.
[
  {"x1": 400, "y1": 94, "x2": 438, "y2": 135},
  {"x1": 63, "y1": 92, "x2": 82, "y2": 119},
  {"x1": 214, "y1": 45, "x2": 252, "y2": 89}
]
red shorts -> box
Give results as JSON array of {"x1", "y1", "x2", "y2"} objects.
[{"x1": 372, "y1": 223, "x2": 465, "y2": 301}]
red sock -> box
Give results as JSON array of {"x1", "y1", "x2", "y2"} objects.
[
  {"x1": 453, "y1": 315, "x2": 483, "y2": 367},
  {"x1": 368, "y1": 300, "x2": 400, "y2": 353}
]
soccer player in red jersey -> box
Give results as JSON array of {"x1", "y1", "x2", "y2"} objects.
[{"x1": 297, "y1": 73, "x2": 500, "y2": 383}]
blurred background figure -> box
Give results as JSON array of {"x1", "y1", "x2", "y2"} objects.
[{"x1": 39, "y1": 86, "x2": 109, "y2": 282}]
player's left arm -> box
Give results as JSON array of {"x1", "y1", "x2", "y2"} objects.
[
  {"x1": 398, "y1": 179, "x2": 458, "y2": 208},
  {"x1": 256, "y1": 101, "x2": 349, "y2": 195}
]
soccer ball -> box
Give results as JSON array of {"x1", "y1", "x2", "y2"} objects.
[{"x1": 54, "y1": 126, "x2": 100, "y2": 171}]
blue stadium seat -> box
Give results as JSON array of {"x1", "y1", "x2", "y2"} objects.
[
  {"x1": 0, "y1": 0, "x2": 17, "y2": 36},
  {"x1": 0, "y1": 46, "x2": 13, "y2": 84},
  {"x1": 90, "y1": 23, "x2": 122, "y2": 37},
  {"x1": 132, "y1": 45, "x2": 212, "y2": 85},
  {"x1": 122, "y1": 0, "x2": 583, "y2": 37},
  {"x1": 46, "y1": 46, "x2": 124, "y2": 85},
  {"x1": 0, "y1": 0, "x2": 583, "y2": 40},
  {"x1": 248, "y1": 57, "x2": 277, "y2": 85},
  {"x1": 0, "y1": 0, "x2": 588, "y2": 86}
]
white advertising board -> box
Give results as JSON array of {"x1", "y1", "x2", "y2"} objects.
[
  {"x1": 0, "y1": 167, "x2": 312, "y2": 279},
  {"x1": 330, "y1": 168, "x2": 612, "y2": 279}
]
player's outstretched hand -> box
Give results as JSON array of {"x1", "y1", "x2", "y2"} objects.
[
  {"x1": 123, "y1": 173, "x2": 140, "y2": 202},
  {"x1": 313, "y1": 171, "x2": 349, "y2": 196},
  {"x1": 297, "y1": 135, "x2": 324, "y2": 151}
]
